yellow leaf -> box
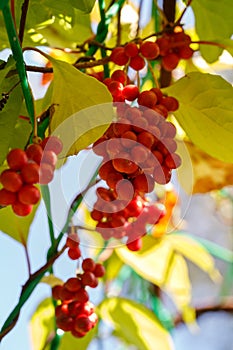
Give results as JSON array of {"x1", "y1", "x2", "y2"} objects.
[
  {"x1": 41, "y1": 274, "x2": 63, "y2": 287},
  {"x1": 177, "y1": 141, "x2": 233, "y2": 194}
]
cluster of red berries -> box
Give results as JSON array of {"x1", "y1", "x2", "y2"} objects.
[
  {"x1": 156, "y1": 27, "x2": 194, "y2": 71},
  {"x1": 0, "y1": 136, "x2": 62, "y2": 216},
  {"x1": 52, "y1": 236, "x2": 105, "y2": 337},
  {"x1": 91, "y1": 89, "x2": 181, "y2": 250},
  {"x1": 103, "y1": 69, "x2": 139, "y2": 103},
  {"x1": 110, "y1": 40, "x2": 160, "y2": 71}
]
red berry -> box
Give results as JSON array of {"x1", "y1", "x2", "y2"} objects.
[
  {"x1": 59, "y1": 287, "x2": 74, "y2": 302},
  {"x1": 112, "y1": 156, "x2": 138, "y2": 174},
  {"x1": 93, "y1": 263, "x2": 105, "y2": 278},
  {"x1": 138, "y1": 90, "x2": 157, "y2": 108},
  {"x1": 26, "y1": 144, "x2": 43, "y2": 164},
  {"x1": 0, "y1": 188, "x2": 16, "y2": 205},
  {"x1": 133, "y1": 173, "x2": 154, "y2": 194},
  {"x1": 41, "y1": 150, "x2": 57, "y2": 168},
  {"x1": 21, "y1": 163, "x2": 40, "y2": 184},
  {"x1": 18, "y1": 185, "x2": 40, "y2": 205},
  {"x1": 110, "y1": 47, "x2": 129, "y2": 66},
  {"x1": 178, "y1": 46, "x2": 194, "y2": 59},
  {"x1": 108, "y1": 81, "x2": 123, "y2": 97},
  {"x1": 122, "y1": 85, "x2": 139, "y2": 101},
  {"x1": 137, "y1": 131, "x2": 155, "y2": 149},
  {"x1": 164, "y1": 153, "x2": 182, "y2": 169},
  {"x1": 140, "y1": 41, "x2": 160, "y2": 60},
  {"x1": 12, "y1": 201, "x2": 33, "y2": 216},
  {"x1": 162, "y1": 53, "x2": 180, "y2": 71},
  {"x1": 111, "y1": 70, "x2": 127, "y2": 84},
  {"x1": 124, "y1": 42, "x2": 139, "y2": 57},
  {"x1": 64, "y1": 278, "x2": 82, "y2": 292},
  {"x1": 52, "y1": 285, "x2": 63, "y2": 300},
  {"x1": 161, "y1": 96, "x2": 179, "y2": 111},
  {"x1": 129, "y1": 55, "x2": 146, "y2": 71},
  {"x1": 0, "y1": 170, "x2": 23, "y2": 192},
  {"x1": 121, "y1": 131, "x2": 137, "y2": 148},
  {"x1": 74, "y1": 288, "x2": 89, "y2": 303},
  {"x1": 66, "y1": 233, "x2": 80, "y2": 249},
  {"x1": 153, "y1": 165, "x2": 172, "y2": 184},
  {"x1": 81, "y1": 271, "x2": 98, "y2": 288},
  {"x1": 7, "y1": 149, "x2": 28, "y2": 170},
  {"x1": 126, "y1": 237, "x2": 142, "y2": 251},
  {"x1": 131, "y1": 145, "x2": 149, "y2": 164},
  {"x1": 74, "y1": 316, "x2": 93, "y2": 333},
  {"x1": 39, "y1": 163, "x2": 54, "y2": 184},
  {"x1": 68, "y1": 247, "x2": 81, "y2": 260},
  {"x1": 41, "y1": 136, "x2": 63, "y2": 155},
  {"x1": 82, "y1": 258, "x2": 96, "y2": 272},
  {"x1": 156, "y1": 37, "x2": 170, "y2": 56}
]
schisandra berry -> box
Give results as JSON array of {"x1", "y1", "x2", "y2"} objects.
[{"x1": 7, "y1": 148, "x2": 28, "y2": 170}]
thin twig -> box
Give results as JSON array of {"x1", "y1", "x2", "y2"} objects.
[
  {"x1": 116, "y1": 5, "x2": 122, "y2": 46},
  {"x1": 18, "y1": 0, "x2": 30, "y2": 45},
  {"x1": 136, "y1": 0, "x2": 143, "y2": 37},
  {"x1": 23, "y1": 244, "x2": 32, "y2": 276},
  {"x1": 191, "y1": 40, "x2": 227, "y2": 49},
  {"x1": 147, "y1": 60, "x2": 160, "y2": 88},
  {"x1": 174, "y1": 0, "x2": 193, "y2": 26},
  {"x1": 10, "y1": 0, "x2": 16, "y2": 30}
]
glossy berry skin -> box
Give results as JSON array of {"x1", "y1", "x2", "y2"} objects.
[
  {"x1": 140, "y1": 41, "x2": 160, "y2": 60},
  {"x1": 41, "y1": 136, "x2": 63, "y2": 155},
  {"x1": 110, "y1": 47, "x2": 129, "y2": 65},
  {"x1": 21, "y1": 163, "x2": 40, "y2": 184},
  {"x1": 0, "y1": 170, "x2": 23, "y2": 192},
  {"x1": 18, "y1": 185, "x2": 40, "y2": 205},
  {"x1": 129, "y1": 55, "x2": 145, "y2": 71},
  {"x1": 39, "y1": 163, "x2": 54, "y2": 185},
  {"x1": 7, "y1": 148, "x2": 28, "y2": 170},
  {"x1": 12, "y1": 201, "x2": 33, "y2": 216},
  {"x1": 0, "y1": 188, "x2": 16, "y2": 205},
  {"x1": 26, "y1": 144, "x2": 43, "y2": 164},
  {"x1": 126, "y1": 237, "x2": 142, "y2": 251},
  {"x1": 82, "y1": 258, "x2": 96, "y2": 272},
  {"x1": 68, "y1": 247, "x2": 81, "y2": 260},
  {"x1": 124, "y1": 42, "x2": 139, "y2": 57}
]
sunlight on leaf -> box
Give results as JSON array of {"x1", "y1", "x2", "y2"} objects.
[
  {"x1": 41, "y1": 274, "x2": 63, "y2": 287},
  {"x1": 0, "y1": 202, "x2": 39, "y2": 244},
  {"x1": 191, "y1": 0, "x2": 233, "y2": 62},
  {"x1": 30, "y1": 298, "x2": 54, "y2": 350},
  {"x1": 69, "y1": 0, "x2": 96, "y2": 13},
  {"x1": 59, "y1": 327, "x2": 97, "y2": 350},
  {"x1": 165, "y1": 72, "x2": 233, "y2": 163},
  {"x1": 99, "y1": 297, "x2": 174, "y2": 350},
  {"x1": 47, "y1": 57, "x2": 113, "y2": 158}
]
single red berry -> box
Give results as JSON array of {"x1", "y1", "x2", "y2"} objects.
[
  {"x1": 161, "y1": 96, "x2": 179, "y2": 111},
  {"x1": 93, "y1": 263, "x2": 105, "y2": 278},
  {"x1": 110, "y1": 47, "x2": 129, "y2": 66},
  {"x1": 137, "y1": 131, "x2": 155, "y2": 149},
  {"x1": 74, "y1": 316, "x2": 93, "y2": 333},
  {"x1": 26, "y1": 144, "x2": 43, "y2": 164},
  {"x1": 111, "y1": 70, "x2": 128, "y2": 84},
  {"x1": 138, "y1": 90, "x2": 157, "y2": 108},
  {"x1": 21, "y1": 163, "x2": 40, "y2": 184},
  {"x1": 68, "y1": 247, "x2": 81, "y2": 260},
  {"x1": 122, "y1": 85, "x2": 139, "y2": 101},
  {"x1": 133, "y1": 173, "x2": 154, "y2": 194},
  {"x1": 39, "y1": 163, "x2": 54, "y2": 185},
  {"x1": 0, "y1": 188, "x2": 17, "y2": 206},
  {"x1": 81, "y1": 271, "x2": 98, "y2": 288},
  {"x1": 140, "y1": 41, "x2": 160, "y2": 60},
  {"x1": 126, "y1": 237, "x2": 142, "y2": 251},
  {"x1": 59, "y1": 287, "x2": 75, "y2": 301},
  {"x1": 12, "y1": 201, "x2": 33, "y2": 216},
  {"x1": 7, "y1": 148, "x2": 28, "y2": 170},
  {"x1": 41, "y1": 136, "x2": 63, "y2": 155},
  {"x1": 121, "y1": 131, "x2": 137, "y2": 148},
  {"x1": 164, "y1": 153, "x2": 182, "y2": 169},
  {"x1": 156, "y1": 37, "x2": 170, "y2": 56},
  {"x1": 178, "y1": 46, "x2": 194, "y2": 59},
  {"x1": 82, "y1": 258, "x2": 96, "y2": 272},
  {"x1": 64, "y1": 278, "x2": 82, "y2": 292},
  {"x1": 162, "y1": 53, "x2": 180, "y2": 71},
  {"x1": 41, "y1": 150, "x2": 57, "y2": 168},
  {"x1": 71, "y1": 329, "x2": 86, "y2": 338},
  {"x1": 124, "y1": 42, "x2": 139, "y2": 57},
  {"x1": 74, "y1": 288, "x2": 89, "y2": 303},
  {"x1": 18, "y1": 184, "x2": 40, "y2": 205},
  {"x1": 106, "y1": 172, "x2": 124, "y2": 190},
  {"x1": 0, "y1": 170, "x2": 23, "y2": 192},
  {"x1": 66, "y1": 233, "x2": 80, "y2": 249},
  {"x1": 129, "y1": 55, "x2": 146, "y2": 71},
  {"x1": 108, "y1": 81, "x2": 123, "y2": 97}
]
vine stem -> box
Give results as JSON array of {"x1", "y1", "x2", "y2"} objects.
[
  {"x1": 18, "y1": 0, "x2": 30, "y2": 45},
  {"x1": 0, "y1": 1, "x2": 35, "y2": 130},
  {"x1": 0, "y1": 245, "x2": 66, "y2": 341}
]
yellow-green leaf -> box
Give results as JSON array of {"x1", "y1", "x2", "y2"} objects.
[
  {"x1": 30, "y1": 298, "x2": 54, "y2": 350},
  {"x1": 0, "y1": 202, "x2": 39, "y2": 244},
  {"x1": 59, "y1": 327, "x2": 97, "y2": 350},
  {"x1": 98, "y1": 297, "x2": 174, "y2": 350},
  {"x1": 167, "y1": 234, "x2": 222, "y2": 282},
  {"x1": 165, "y1": 72, "x2": 233, "y2": 163},
  {"x1": 69, "y1": 0, "x2": 96, "y2": 13},
  {"x1": 48, "y1": 57, "x2": 113, "y2": 157},
  {"x1": 191, "y1": 0, "x2": 233, "y2": 62},
  {"x1": 177, "y1": 140, "x2": 233, "y2": 194},
  {"x1": 41, "y1": 274, "x2": 63, "y2": 287}
]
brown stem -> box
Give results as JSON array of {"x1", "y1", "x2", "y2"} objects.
[
  {"x1": 10, "y1": 0, "x2": 17, "y2": 30},
  {"x1": 174, "y1": 0, "x2": 193, "y2": 26},
  {"x1": 192, "y1": 40, "x2": 227, "y2": 49},
  {"x1": 116, "y1": 6, "x2": 122, "y2": 46},
  {"x1": 135, "y1": 0, "x2": 144, "y2": 37},
  {"x1": 160, "y1": 0, "x2": 176, "y2": 87},
  {"x1": 174, "y1": 300, "x2": 233, "y2": 326},
  {"x1": 25, "y1": 56, "x2": 110, "y2": 73},
  {"x1": 19, "y1": 0, "x2": 30, "y2": 45},
  {"x1": 23, "y1": 244, "x2": 32, "y2": 277}
]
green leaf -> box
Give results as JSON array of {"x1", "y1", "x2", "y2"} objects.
[
  {"x1": 0, "y1": 201, "x2": 39, "y2": 244},
  {"x1": 30, "y1": 298, "x2": 54, "y2": 350},
  {"x1": 104, "y1": 250, "x2": 123, "y2": 281},
  {"x1": 191, "y1": 0, "x2": 233, "y2": 62},
  {"x1": 59, "y1": 327, "x2": 97, "y2": 350},
  {"x1": 164, "y1": 72, "x2": 233, "y2": 163},
  {"x1": 0, "y1": 63, "x2": 24, "y2": 164},
  {"x1": 48, "y1": 57, "x2": 113, "y2": 157},
  {"x1": 98, "y1": 297, "x2": 174, "y2": 350},
  {"x1": 69, "y1": 0, "x2": 96, "y2": 13}
]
